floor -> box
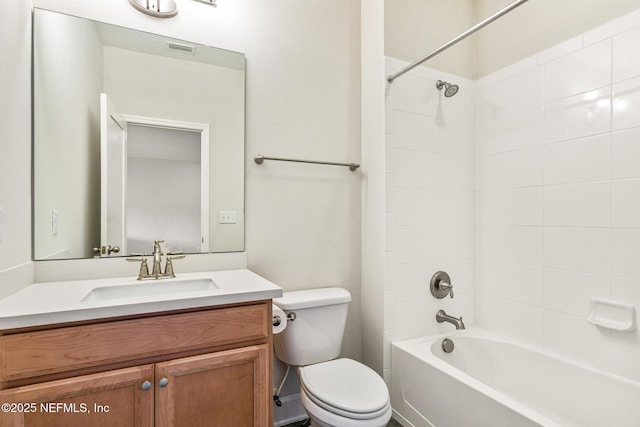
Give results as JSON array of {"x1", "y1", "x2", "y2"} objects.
[{"x1": 284, "y1": 418, "x2": 402, "y2": 427}]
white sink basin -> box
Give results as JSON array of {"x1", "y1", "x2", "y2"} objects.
[{"x1": 82, "y1": 278, "x2": 218, "y2": 302}]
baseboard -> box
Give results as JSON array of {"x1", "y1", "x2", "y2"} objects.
[{"x1": 392, "y1": 408, "x2": 415, "y2": 427}]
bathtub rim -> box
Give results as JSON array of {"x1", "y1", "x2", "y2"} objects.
[{"x1": 391, "y1": 326, "x2": 640, "y2": 427}]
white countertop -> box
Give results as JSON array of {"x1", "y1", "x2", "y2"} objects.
[{"x1": 0, "y1": 269, "x2": 282, "y2": 330}]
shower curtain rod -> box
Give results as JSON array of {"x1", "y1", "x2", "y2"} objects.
[{"x1": 386, "y1": 0, "x2": 530, "y2": 83}]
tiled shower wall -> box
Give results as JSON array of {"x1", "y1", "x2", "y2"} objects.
[
  {"x1": 385, "y1": 8, "x2": 640, "y2": 384},
  {"x1": 476, "y1": 9, "x2": 640, "y2": 381},
  {"x1": 384, "y1": 58, "x2": 476, "y2": 380}
]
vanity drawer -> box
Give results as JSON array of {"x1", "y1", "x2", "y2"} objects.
[{"x1": 0, "y1": 302, "x2": 269, "y2": 382}]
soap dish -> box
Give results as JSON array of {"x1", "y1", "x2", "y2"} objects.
[{"x1": 587, "y1": 298, "x2": 637, "y2": 331}]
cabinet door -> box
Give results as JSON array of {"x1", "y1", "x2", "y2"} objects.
[
  {"x1": 155, "y1": 344, "x2": 270, "y2": 427},
  {"x1": 0, "y1": 365, "x2": 153, "y2": 427}
]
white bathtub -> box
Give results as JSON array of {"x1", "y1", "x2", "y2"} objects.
[{"x1": 391, "y1": 327, "x2": 640, "y2": 427}]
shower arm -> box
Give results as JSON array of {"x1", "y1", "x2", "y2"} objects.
[{"x1": 386, "y1": 0, "x2": 531, "y2": 83}]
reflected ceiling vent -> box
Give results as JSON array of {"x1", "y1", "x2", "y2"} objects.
[{"x1": 166, "y1": 41, "x2": 196, "y2": 55}]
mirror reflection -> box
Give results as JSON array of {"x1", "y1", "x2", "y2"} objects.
[{"x1": 32, "y1": 9, "x2": 245, "y2": 260}]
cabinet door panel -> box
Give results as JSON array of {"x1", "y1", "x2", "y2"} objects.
[
  {"x1": 155, "y1": 345, "x2": 270, "y2": 427},
  {"x1": 0, "y1": 365, "x2": 153, "y2": 427}
]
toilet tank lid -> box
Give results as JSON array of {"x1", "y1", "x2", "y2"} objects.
[{"x1": 273, "y1": 287, "x2": 351, "y2": 310}]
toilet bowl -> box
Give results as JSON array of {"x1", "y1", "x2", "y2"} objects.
[
  {"x1": 298, "y1": 358, "x2": 391, "y2": 427},
  {"x1": 272, "y1": 288, "x2": 391, "y2": 427}
]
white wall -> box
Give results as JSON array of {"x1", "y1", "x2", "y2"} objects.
[
  {"x1": 384, "y1": 59, "x2": 476, "y2": 383},
  {"x1": 33, "y1": 10, "x2": 103, "y2": 260},
  {"x1": 0, "y1": 0, "x2": 33, "y2": 279},
  {"x1": 361, "y1": 0, "x2": 386, "y2": 379},
  {"x1": 242, "y1": 1, "x2": 362, "y2": 363},
  {"x1": 476, "y1": 8, "x2": 640, "y2": 381},
  {"x1": 383, "y1": 3, "x2": 640, "y2": 403}
]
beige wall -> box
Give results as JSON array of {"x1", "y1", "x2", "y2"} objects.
[
  {"x1": 475, "y1": 0, "x2": 640, "y2": 77},
  {"x1": 385, "y1": 0, "x2": 640, "y2": 79},
  {"x1": 385, "y1": 0, "x2": 476, "y2": 79}
]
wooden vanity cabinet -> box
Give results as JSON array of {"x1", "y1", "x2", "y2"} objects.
[
  {"x1": 0, "y1": 365, "x2": 154, "y2": 427},
  {"x1": 156, "y1": 345, "x2": 268, "y2": 426},
  {"x1": 0, "y1": 301, "x2": 272, "y2": 427}
]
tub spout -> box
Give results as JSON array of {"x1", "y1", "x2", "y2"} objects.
[{"x1": 436, "y1": 309, "x2": 466, "y2": 330}]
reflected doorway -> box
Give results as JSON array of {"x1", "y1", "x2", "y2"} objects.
[{"x1": 125, "y1": 121, "x2": 210, "y2": 254}]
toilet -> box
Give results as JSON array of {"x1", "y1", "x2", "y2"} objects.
[{"x1": 273, "y1": 288, "x2": 391, "y2": 427}]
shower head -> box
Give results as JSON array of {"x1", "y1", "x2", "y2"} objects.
[{"x1": 436, "y1": 80, "x2": 459, "y2": 97}]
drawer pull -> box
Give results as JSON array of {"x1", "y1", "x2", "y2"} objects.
[
  {"x1": 141, "y1": 380, "x2": 152, "y2": 391},
  {"x1": 158, "y1": 377, "x2": 169, "y2": 388}
]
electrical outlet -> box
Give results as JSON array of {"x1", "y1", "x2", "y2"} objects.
[{"x1": 219, "y1": 211, "x2": 237, "y2": 224}]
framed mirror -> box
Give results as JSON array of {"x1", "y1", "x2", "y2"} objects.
[{"x1": 32, "y1": 8, "x2": 245, "y2": 260}]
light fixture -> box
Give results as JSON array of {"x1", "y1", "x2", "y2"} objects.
[{"x1": 128, "y1": 0, "x2": 178, "y2": 18}]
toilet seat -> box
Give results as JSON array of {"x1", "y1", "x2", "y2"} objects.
[
  {"x1": 298, "y1": 358, "x2": 390, "y2": 420},
  {"x1": 300, "y1": 387, "x2": 392, "y2": 427}
]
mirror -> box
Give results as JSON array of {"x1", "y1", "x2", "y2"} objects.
[{"x1": 32, "y1": 8, "x2": 245, "y2": 260}]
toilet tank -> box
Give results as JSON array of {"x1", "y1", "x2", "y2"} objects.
[{"x1": 273, "y1": 288, "x2": 351, "y2": 366}]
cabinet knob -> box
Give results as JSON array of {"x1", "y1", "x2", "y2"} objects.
[
  {"x1": 141, "y1": 380, "x2": 152, "y2": 391},
  {"x1": 158, "y1": 377, "x2": 169, "y2": 388}
]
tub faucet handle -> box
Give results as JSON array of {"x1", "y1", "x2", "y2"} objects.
[
  {"x1": 430, "y1": 271, "x2": 454, "y2": 299},
  {"x1": 440, "y1": 280, "x2": 454, "y2": 298}
]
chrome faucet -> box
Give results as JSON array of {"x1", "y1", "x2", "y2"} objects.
[
  {"x1": 436, "y1": 309, "x2": 466, "y2": 330},
  {"x1": 126, "y1": 240, "x2": 185, "y2": 280},
  {"x1": 151, "y1": 239, "x2": 165, "y2": 278}
]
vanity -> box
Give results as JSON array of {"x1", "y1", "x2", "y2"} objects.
[{"x1": 0, "y1": 269, "x2": 281, "y2": 426}]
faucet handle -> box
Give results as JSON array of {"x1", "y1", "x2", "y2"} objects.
[
  {"x1": 163, "y1": 254, "x2": 184, "y2": 278},
  {"x1": 126, "y1": 256, "x2": 150, "y2": 280},
  {"x1": 439, "y1": 281, "x2": 454, "y2": 299},
  {"x1": 153, "y1": 240, "x2": 165, "y2": 253},
  {"x1": 430, "y1": 271, "x2": 454, "y2": 299}
]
